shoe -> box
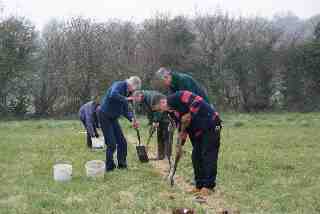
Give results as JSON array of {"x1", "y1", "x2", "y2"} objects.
[
  {"x1": 186, "y1": 187, "x2": 201, "y2": 194},
  {"x1": 117, "y1": 164, "x2": 127, "y2": 169},
  {"x1": 193, "y1": 195, "x2": 207, "y2": 204},
  {"x1": 199, "y1": 187, "x2": 212, "y2": 197},
  {"x1": 105, "y1": 162, "x2": 116, "y2": 172},
  {"x1": 105, "y1": 167, "x2": 115, "y2": 172}
]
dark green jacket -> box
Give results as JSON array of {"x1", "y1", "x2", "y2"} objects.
[{"x1": 170, "y1": 71, "x2": 210, "y2": 103}]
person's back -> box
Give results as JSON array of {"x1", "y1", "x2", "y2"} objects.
[
  {"x1": 98, "y1": 76, "x2": 141, "y2": 171},
  {"x1": 170, "y1": 71, "x2": 209, "y2": 103},
  {"x1": 155, "y1": 67, "x2": 210, "y2": 103},
  {"x1": 100, "y1": 81, "x2": 129, "y2": 119},
  {"x1": 79, "y1": 101, "x2": 100, "y2": 148}
]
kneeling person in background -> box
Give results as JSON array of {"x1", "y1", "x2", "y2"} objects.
[{"x1": 79, "y1": 101, "x2": 101, "y2": 148}]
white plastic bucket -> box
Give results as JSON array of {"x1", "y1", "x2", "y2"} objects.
[
  {"x1": 53, "y1": 163, "x2": 72, "y2": 181},
  {"x1": 92, "y1": 137, "x2": 104, "y2": 149},
  {"x1": 85, "y1": 160, "x2": 105, "y2": 178}
]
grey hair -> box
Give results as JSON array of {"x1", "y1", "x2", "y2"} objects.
[
  {"x1": 155, "y1": 67, "x2": 171, "y2": 80},
  {"x1": 126, "y1": 76, "x2": 142, "y2": 91}
]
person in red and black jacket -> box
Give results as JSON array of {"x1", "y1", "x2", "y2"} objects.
[{"x1": 153, "y1": 90, "x2": 222, "y2": 194}]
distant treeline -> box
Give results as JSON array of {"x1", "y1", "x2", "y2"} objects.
[{"x1": 1, "y1": 11, "x2": 320, "y2": 116}]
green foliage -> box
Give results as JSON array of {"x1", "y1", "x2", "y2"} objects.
[
  {"x1": 0, "y1": 16, "x2": 37, "y2": 114},
  {"x1": 8, "y1": 94, "x2": 30, "y2": 116},
  {"x1": 1, "y1": 12, "x2": 320, "y2": 115},
  {"x1": 314, "y1": 21, "x2": 320, "y2": 41},
  {"x1": 283, "y1": 40, "x2": 320, "y2": 111}
]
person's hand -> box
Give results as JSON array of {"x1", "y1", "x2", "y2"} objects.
[
  {"x1": 175, "y1": 143, "x2": 183, "y2": 157},
  {"x1": 132, "y1": 120, "x2": 139, "y2": 129},
  {"x1": 152, "y1": 122, "x2": 159, "y2": 128},
  {"x1": 127, "y1": 96, "x2": 134, "y2": 102},
  {"x1": 181, "y1": 113, "x2": 191, "y2": 125},
  {"x1": 178, "y1": 131, "x2": 188, "y2": 145},
  {"x1": 179, "y1": 131, "x2": 188, "y2": 140},
  {"x1": 127, "y1": 96, "x2": 142, "y2": 102}
]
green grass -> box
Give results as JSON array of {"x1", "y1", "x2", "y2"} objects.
[
  {"x1": 177, "y1": 112, "x2": 320, "y2": 213},
  {"x1": 0, "y1": 113, "x2": 320, "y2": 213},
  {"x1": 0, "y1": 119, "x2": 206, "y2": 214}
]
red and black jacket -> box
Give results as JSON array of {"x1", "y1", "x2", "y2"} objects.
[{"x1": 167, "y1": 90, "x2": 220, "y2": 134}]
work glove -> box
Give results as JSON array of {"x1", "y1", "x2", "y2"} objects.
[
  {"x1": 152, "y1": 122, "x2": 159, "y2": 128},
  {"x1": 181, "y1": 113, "x2": 191, "y2": 127},
  {"x1": 175, "y1": 143, "x2": 183, "y2": 158},
  {"x1": 178, "y1": 131, "x2": 187, "y2": 146}
]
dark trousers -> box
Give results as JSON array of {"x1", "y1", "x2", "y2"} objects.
[
  {"x1": 80, "y1": 119, "x2": 99, "y2": 148},
  {"x1": 99, "y1": 111, "x2": 127, "y2": 171},
  {"x1": 157, "y1": 121, "x2": 173, "y2": 160},
  {"x1": 189, "y1": 128, "x2": 221, "y2": 189}
]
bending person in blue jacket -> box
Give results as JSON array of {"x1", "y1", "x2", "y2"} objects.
[
  {"x1": 79, "y1": 101, "x2": 101, "y2": 148},
  {"x1": 99, "y1": 76, "x2": 141, "y2": 171}
]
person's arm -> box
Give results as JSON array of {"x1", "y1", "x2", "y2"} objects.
[
  {"x1": 180, "y1": 91, "x2": 203, "y2": 119},
  {"x1": 123, "y1": 101, "x2": 134, "y2": 122},
  {"x1": 189, "y1": 95, "x2": 203, "y2": 118}
]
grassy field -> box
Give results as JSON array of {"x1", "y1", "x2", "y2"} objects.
[{"x1": 0, "y1": 113, "x2": 320, "y2": 213}]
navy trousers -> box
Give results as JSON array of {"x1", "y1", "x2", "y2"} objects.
[
  {"x1": 189, "y1": 127, "x2": 221, "y2": 189},
  {"x1": 99, "y1": 111, "x2": 127, "y2": 171},
  {"x1": 157, "y1": 121, "x2": 173, "y2": 160}
]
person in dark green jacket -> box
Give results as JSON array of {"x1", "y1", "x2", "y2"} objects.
[
  {"x1": 132, "y1": 90, "x2": 174, "y2": 160},
  {"x1": 155, "y1": 67, "x2": 210, "y2": 103}
]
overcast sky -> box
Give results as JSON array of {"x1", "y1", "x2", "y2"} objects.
[{"x1": 2, "y1": 0, "x2": 319, "y2": 29}]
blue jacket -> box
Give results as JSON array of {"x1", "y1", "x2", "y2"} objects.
[
  {"x1": 100, "y1": 81, "x2": 133, "y2": 121},
  {"x1": 79, "y1": 101, "x2": 100, "y2": 137}
]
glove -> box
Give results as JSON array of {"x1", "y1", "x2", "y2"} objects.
[
  {"x1": 152, "y1": 122, "x2": 159, "y2": 128},
  {"x1": 181, "y1": 113, "x2": 191, "y2": 127},
  {"x1": 132, "y1": 120, "x2": 139, "y2": 129},
  {"x1": 178, "y1": 131, "x2": 187, "y2": 145}
]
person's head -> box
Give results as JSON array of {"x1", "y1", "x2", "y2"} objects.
[
  {"x1": 152, "y1": 94, "x2": 169, "y2": 112},
  {"x1": 126, "y1": 76, "x2": 142, "y2": 92},
  {"x1": 155, "y1": 67, "x2": 172, "y2": 87},
  {"x1": 132, "y1": 90, "x2": 144, "y2": 102}
]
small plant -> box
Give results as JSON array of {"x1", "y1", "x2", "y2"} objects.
[{"x1": 233, "y1": 121, "x2": 245, "y2": 127}]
